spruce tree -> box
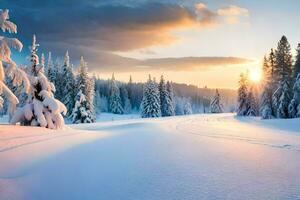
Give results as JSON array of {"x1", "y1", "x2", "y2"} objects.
[
  {"x1": 273, "y1": 79, "x2": 291, "y2": 118},
  {"x1": 159, "y1": 75, "x2": 169, "y2": 117},
  {"x1": 71, "y1": 90, "x2": 94, "y2": 123},
  {"x1": 237, "y1": 72, "x2": 249, "y2": 116},
  {"x1": 60, "y1": 51, "x2": 76, "y2": 116},
  {"x1": 272, "y1": 36, "x2": 293, "y2": 118},
  {"x1": 210, "y1": 89, "x2": 223, "y2": 113},
  {"x1": 293, "y1": 44, "x2": 300, "y2": 80},
  {"x1": 246, "y1": 86, "x2": 258, "y2": 116},
  {"x1": 108, "y1": 73, "x2": 123, "y2": 114},
  {"x1": 288, "y1": 74, "x2": 300, "y2": 118},
  {"x1": 76, "y1": 56, "x2": 95, "y2": 121},
  {"x1": 166, "y1": 81, "x2": 175, "y2": 116},
  {"x1": 183, "y1": 98, "x2": 193, "y2": 115},
  {"x1": 141, "y1": 75, "x2": 161, "y2": 118},
  {"x1": 47, "y1": 52, "x2": 57, "y2": 87},
  {"x1": 10, "y1": 35, "x2": 67, "y2": 129},
  {"x1": 260, "y1": 55, "x2": 274, "y2": 119}
]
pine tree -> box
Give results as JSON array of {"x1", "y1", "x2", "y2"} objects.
[
  {"x1": 60, "y1": 51, "x2": 76, "y2": 116},
  {"x1": 10, "y1": 35, "x2": 67, "y2": 129},
  {"x1": 273, "y1": 79, "x2": 291, "y2": 118},
  {"x1": 288, "y1": 74, "x2": 300, "y2": 118},
  {"x1": 293, "y1": 44, "x2": 300, "y2": 81},
  {"x1": 75, "y1": 56, "x2": 95, "y2": 122},
  {"x1": 141, "y1": 75, "x2": 161, "y2": 118},
  {"x1": 127, "y1": 75, "x2": 133, "y2": 107},
  {"x1": 246, "y1": 86, "x2": 258, "y2": 116},
  {"x1": 159, "y1": 75, "x2": 170, "y2": 117},
  {"x1": 94, "y1": 90, "x2": 102, "y2": 115},
  {"x1": 166, "y1": 81, "x2": 175, "y2": 116},
  {"x1": 237, "y1": 72, "x2": 249, "y2": 116},
  {"x1": 120, "y1": 85, "x2": 131, "y2": 114},
  {"x1": 47, "y1": 52, "x2": 57, "y2": 87},
  {"x1": 108, "y1": 73, "x2": 123, "y2": 114},
  {"x1": 0, "y1": 9, "x2": 30, "y2": 118},
  {"x1": 210, "y1": 89, "x2": 223, "y2": 113},
  {"x1": 71, "y1": 90, "x2": 94, "y2": 123},
  {"x1": 274, "y1": 36, "x2": 293, "y2": 85},
  {"x1": 272, "y1": 36, "x2": 293, "y2": 118},
  {"x1": 183, "y1": 98, "x2": 193, "y2": 115},
  {"x1": 260, "y1": 55, "x2": 274, "y2": 119}
]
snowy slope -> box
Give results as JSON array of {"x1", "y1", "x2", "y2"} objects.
[{"x1": 0, "y1": 113, "x2": 300, "y2": 200}]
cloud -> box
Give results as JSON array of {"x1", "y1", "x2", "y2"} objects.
[
  {"x1": 217, "y1": 5, "x2": 249, "y2": 24},
  {"x1": 86, "y1": 54, "x2": 253, "y2": 73},
  {"x1": 1, "y1": 0, "x2": 251, "y2": 75},
  {"x1": 3, "y1": 1, "x2": 218, "y2": 52}
]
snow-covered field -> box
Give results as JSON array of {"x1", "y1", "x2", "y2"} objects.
[{"x1": 0, "y1": 113, "x2": 300, "y2": 200}]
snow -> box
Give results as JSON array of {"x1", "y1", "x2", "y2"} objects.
[{"x1": 1, "y1": 113, "x2": 300, "y2": 199}]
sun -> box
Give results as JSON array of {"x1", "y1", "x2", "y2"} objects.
[{"x1": 249, "y1": 69, "x2": 262, "y2": 83}]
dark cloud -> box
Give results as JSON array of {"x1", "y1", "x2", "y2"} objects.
[
  {"x1": 2, "y1": 0, "x2": 218, "y2": 53},
  {"x1": 1, "y1": 0, "x2": 250, "y2": 73}
]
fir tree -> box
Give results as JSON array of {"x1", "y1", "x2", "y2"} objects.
[
  {"x1": 166, "y1": 81, "x2": 175, "y2": 116},
  {"x1": 10, "y1": 35, "x2": 67, "y2": 129},
  {"x1": 288, "y1": 74, "x2": 300, "y2": 118},
  {"x1": 271, "y1": 36, "x2": 293, "y2": 118},
  {"x1": 159, "y1": 75, "x2": 169, "y2": 117},
  {"x1": 71, "y1": 90, "x2": 94, "y2": 123},
  {"x1": 108, "y1": 73, "x2": 123, "y2": 114},
  {"x1": 260, "y1": 55, "x2": 274, "y2": 119},
  {"x1": 60, "y1": 51, "x2": 76, "y2": 116},
  {"x1": 141, "y1": 75, "x2": 161, "y2": 118},
  {"x1": 237, "y1": 72, "x2": 249, "y2": 116},
  {"x1": 0, "y1": 9, "x2": 30, "y2": 119},
  {"x1": 120, "y1": 85, "x2": 131, "y2": 114},
  {"x1": 94, "y1": 90, "x2": 102, "y2": 115},
  {"x1": 246, "y1": 86, "x2": 258, "y2": 116},
  {"x1": 293, "y1": 44, "x2": 300, "y2": 81},
  {"x1": 273, "y1": 79, "x2": 291, "y2": 118},
  {"x1": 76, "y1": 56, "x2": 95, "y2": 121},
  {"x1": 183, "y1": 98, "x2": 193, "y2": 115},
  {"x1": 47, "y1": 52, "x2": 57, "y2": 86},
  {"x1": 210, "y1": 89, "x2": 223, "y2": 113}
]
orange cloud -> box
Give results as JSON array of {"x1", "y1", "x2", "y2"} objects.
[{"x1": 217, "y1": 5, "x2": 249, "y2": 24}]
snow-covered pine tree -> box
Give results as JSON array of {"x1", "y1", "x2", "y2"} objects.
[
  {"x1": 0, "y1": 9, "x2": 30, "y2": 118},
  {"x1": 127, "y1": 75, "x2": 133, "y2": 107},
  {"x1": 60, "y1": 51, "x2": 76, "y2": 116},
  {"x1": 75, "y1": 56, "x2": 95, "y2": 122},
  {"x1": 288, "y1": 74, "x2": 300, "y2": 118},
  {"x1": 293, "y1": 44, "x2": 300, "y2": 81},
  {"x1": 120, "y1": 85, "x2": 131, "y2": 114},
  {"x1": 183, "y1": 98, "x2": 193, "y2": 115},
  {"x1": 237, "y1": 72, "x2": 249, "y2": 116},
  {"x1": 140, "y1": 75, "x2": 161, "y2": 118},
  {"x1": 108, "y1": 73, "x2": 123, "y2": 114},
  {"x1": 166, "y1": 81, "x2": 175, "y2": 116},
  {"x1": 210, "y1": 89, "x2": 223, "y2": 113},
  {"x1": 246, "y1": 86, "x2": 258, "y2": 116},
  {"x1": 273, "y1": 79, "x2": 291, "y2": 118},
  {"x1": 94, "y1": 90, "x2": 101, "y2": 115},
  {"x1": 47, "y1": 52, "x2": 57, "y2": 85},
  {"x1": 272, "y1": 36, "x2": 293, "y2": 118},
  {"x1": 71, "y1": 90, "x2": 94, "y2": 123},
  {"x1": 260, "y1": 55, "x2": 274, "y2": 119},
  {"x1": 10, "y1": 35, "x2": 67, "y2": 129},
  {"x1": 159, "y1": 75, "x2": 169, "y2": 117}
]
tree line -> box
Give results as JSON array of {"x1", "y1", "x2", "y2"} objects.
[{"x1": 237, "y1": 35, "x2": 300, "y2": 119}]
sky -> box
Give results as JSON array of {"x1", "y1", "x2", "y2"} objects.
[{"x1": 2, "y1": 0, "x2": 300, "y2": 89}]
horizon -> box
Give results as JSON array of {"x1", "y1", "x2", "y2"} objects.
[{"x1": 3, "y1": 0, "x2": 300, "y2": 89}]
